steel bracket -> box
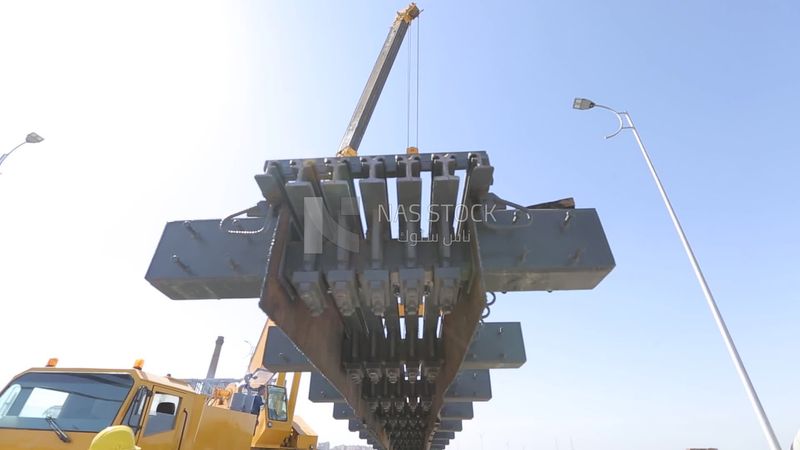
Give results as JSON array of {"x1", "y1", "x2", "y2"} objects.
[
  {"x1": 444, "y1": 370, "x2": 492, "y2": 402},
  {"x1": 145, "y1": 217, "x2": 273, "y2": 299},
  {"x1": 262, "y1": 325, "x2": 314, "y2": 372},
  {"x1": 462, "y1": 322, "x2": 526, "y2": 370}
]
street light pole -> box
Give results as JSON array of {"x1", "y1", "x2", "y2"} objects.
[
  {"x1": 0, "y1": 132, "x2": 45, "y2": 169},
  {"x1": 573, "y1": 98, "x2": 782, "y2": 450}
]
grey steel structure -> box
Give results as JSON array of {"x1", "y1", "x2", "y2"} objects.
[
  {"x1": 146, "y1": 150, "x2": 615, "y2": 450},
  {"x1": 145, "y1": 5, "x2": 616, "y2": 450}
]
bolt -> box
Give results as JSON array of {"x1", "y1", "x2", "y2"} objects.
[
  {"x1": 570, "y1": 248, "x2": 583, "y2": 264},
  {"x1": 183, "y1": 221, "x2": 200, "y2": 239},
  {"x1": 518, "y1": 245, "x2": 529, "y2": 263},
  {"x1": 171, "y1": 254, "x2": 191, "y2": 273}
]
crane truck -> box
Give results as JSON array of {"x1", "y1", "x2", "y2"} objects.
[{"x1": 0, "y1": 321, "x2": 318, "y2": 450}]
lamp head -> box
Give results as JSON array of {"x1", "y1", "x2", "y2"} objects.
[
  {"x1": 572, "y1": 98, "x2": 596, "y2": 110},
  {"x1": 26, "y1": 132, "x2": 44, "y2": 144}
]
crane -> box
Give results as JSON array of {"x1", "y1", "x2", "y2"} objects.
[{"x1": 336, "y1": 3, "x2": 420, "y2": 157}]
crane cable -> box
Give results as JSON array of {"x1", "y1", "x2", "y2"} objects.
[
  {"x1": 406, "y1": 15, "x2": 421, "y2": 153},
  {"x1": 416, "y1": 14, "x2": 420, "y2": 149},
  {"x1": 406, "y1": 21, "x2": 411, "y2": 150}
]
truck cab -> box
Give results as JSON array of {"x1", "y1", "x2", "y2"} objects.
[{"x1": 0, "y1": 363, "x2": 257, "y2": 450}]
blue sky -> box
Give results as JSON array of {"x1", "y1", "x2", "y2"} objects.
[{"x1": 1, "y1": 1, "x2": 798, "y2": 449}]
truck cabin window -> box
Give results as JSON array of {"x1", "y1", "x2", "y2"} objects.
[
  {"x1": 0, "y1": 372, "x2": 134, "y2": 433},
  {"x1": 266, "y1": 385, "x2": 288, "y2": 421},
  {"x1": 143, "y1": 393, "x2": 181, "y2": 436}
]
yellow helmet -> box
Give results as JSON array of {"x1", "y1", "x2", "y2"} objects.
[{"x1": 89, "y1": 425, "x2": 141, "y2": 450}]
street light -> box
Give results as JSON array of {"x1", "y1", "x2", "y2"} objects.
[
  {"x1": 573, "y1": 98, "x2": 783, "y2": 450},
  {"x1": 0, "y1": 132, "x2": 45, "y2": 168}
]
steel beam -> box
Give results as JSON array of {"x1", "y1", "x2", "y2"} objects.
[
  {"x1": 461, "y1": 322, "x2": 526, "y2": 370},
  {"x1": 146, "y1": 218, "x2": 272, "y2": 299},
  {"x1": 423, "y1": 217, "x2": 485, "y2": 442},
  {"x1": 438, "y1": 420, "x2": 462, "y2": 432},
  {"x1": 477, "y1": 208, "x2": 615, "y2": 292},
  {"x1": 333, "y1": 402, "x2": 357, "y2": 420},
  {"x1": 349, "y1": 419, "x2": 366, "y2": 432},
  {"x1": 444, "y1": 370, "x2": 492, "y2": 402},
  {"x1": 439, "y1": 403, "x2": 473, "y2": 420},
  {"x1": 261, "y1": 212, "x2": 391, "y2": 448},
  {"x1": 309, "y1": 372, "x2": 344, "y2": 402},
  {"x1": 262, "y1": 325, "x2": 314, "y2": 372}
]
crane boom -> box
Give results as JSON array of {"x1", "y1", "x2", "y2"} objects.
[{"x1": 337, "y1": 3, "x2": 420, "y2": 157}]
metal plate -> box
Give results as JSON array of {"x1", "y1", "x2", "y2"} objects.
[
  {"x1": 444, "y1": 370, "x2": 492, "y2": 402},
  {"x1": 438, "y1": 420, "x2": 462, "y2": 432},
  {"x1": 146, "y1": 218, "x2": 272, "y2": 299},
  {"x1": 262, "y1": 326, "x2": 314, "y2": 372},
  {"x1": 348, "y1": 419, "x2": 365, "y2": 432},
  {"x1": 477, "y1": 208, "x2": 615, "y2": 292},
  {"x1": 434, "y1": 431, "x2": 455, "y2": 440},
  {"x1": 309, "y1": 372, "x2": 344, "y2": 402},
  {"x1": 462, "y1": 322, "x2": 526, "y2": 370},
  {"x1": 439, "y1": 403, "x2": 473, "y2": 420},
  {"x1": 333, "y1": 402, "x2": 357, "y2": 420}
]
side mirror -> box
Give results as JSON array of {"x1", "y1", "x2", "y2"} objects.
[{"x1": 89, "y1": 425, "x2": 141, "y2": 450}]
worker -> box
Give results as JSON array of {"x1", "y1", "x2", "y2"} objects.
[
  {"x1": 251, "y1": 385, "x2": 265, "y2": 416},
  {"x1": 88, "y1": 425, "x2": 140, "y2": 450}
]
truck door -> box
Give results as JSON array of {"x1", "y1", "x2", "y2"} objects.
[{"x1": 135, "y1": 388, "x2": 187, "y2": 450}]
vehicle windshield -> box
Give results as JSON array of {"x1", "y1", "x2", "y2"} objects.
[{"x1": 0, "y1": 372, "x2": 134, "y2": 433}]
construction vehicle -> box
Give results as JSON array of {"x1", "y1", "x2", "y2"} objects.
[
  {"x1": 0, "y1": 321, "x2": 318, "y2": 450},
  {"x1": 146, "y1": 3, "x2": 616, "y2": 450}
]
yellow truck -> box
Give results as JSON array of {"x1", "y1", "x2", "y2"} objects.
[{"x1": 0, "y1": 361, "x2": 316, "y2": 450}]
